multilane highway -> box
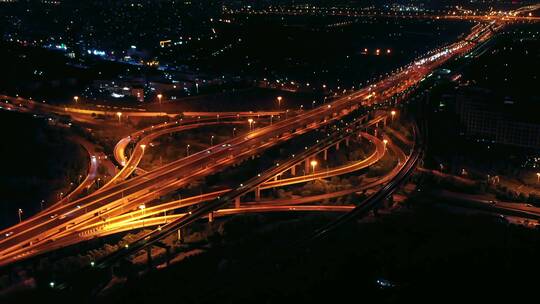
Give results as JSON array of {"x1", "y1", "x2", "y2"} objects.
[
  {"x1": 0, "y1": 21, "x2": 498, "y2": 266},
  {"x1": 0, "y1": 111, "x2": 390, "y2": 263},
  {"x1": 93, "y1": 21, "x2": 494, "y2": 266}
]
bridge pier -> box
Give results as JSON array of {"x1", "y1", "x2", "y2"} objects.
[
  {"x1": 154, "y1": 242, "x2": 171, "y2": 266},
  {"x1": 146, "y1": 247, "x2": 153, "y2": 270},
  {"x1": 177, "y1": 228, "x2": 184, "y2": 243},
  {"x1": 165, "y1": 246, "x2": 171, "y2": 266},
  {"x1": 255, "y1": 187, "x2": 261, "y2": 201}
]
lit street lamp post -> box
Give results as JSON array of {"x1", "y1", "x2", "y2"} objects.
[
  {"x1": 73, "y1": 96, "x2": 79, "y2": 103},
  {"x1": 232, "y1": 128, "x2": 237, "y2": 137},
  {"x1": 116, "y1": 112, "x2": 122, "y2": 123},
  {"x1": 277, "y1": 96, "x2": 283, "y2": 109},
  {"x1": 157, "y1": 94, "x2": 163, "y2": 104},
  {"x1": 391, "y1": 110, "x2": 396, "y2": 123},
  {"x1": 18, "y1": 208, "x2": 23, "y2": 223},
  {"x1": 210, "y1": 135, "x2": 215, "y2": 146},
  {"x1": 186, "y1": 144, "x2": 190, "y2": 157},
  {"x1": 248, "y1": 118, "x2": 254, "y2": 131}
]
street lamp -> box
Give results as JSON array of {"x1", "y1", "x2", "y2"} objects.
[
  {"x1": 248, "y1": 118, "x2": 254, "y2": 131},
  {"x1": 390, "y1": 110, "x2": 396, "y2": 122},
  {"x1": 232, "y1": 127, "x2": 237, "y2": 137},
  {"x1": 73, "y1": 96, "x2": 79, "y2": 103},
  {"x1": 157, "y1": 93, "x2": 163, "y2": 104},
  {"x1": 537, "y1": 172, "x2": 540, "y2": 183},
  {"x1": 277, "y1": 96, "x2": 283, "y2": 109},
  {"x1": 310, "y1": 160, "x2": 318, "y2": 174},
  {"x1": 186, "y1": 144, "x2": 190, "y2": 156},
  {"x1": 18, "y1": 208, "x2": 23, "y2": 223},
  {"x1": 383, "y1": 139, "x2": 388, "y2": 150},
  {"x1": 140, "y1": 144, "x2": 146, "y2": 151},
  {"x1": 116, "y1": 112, "x2": 122, "y2": 123},
  {"x1": 210, "y1": 135, "x2": 215, "y2": 146}
]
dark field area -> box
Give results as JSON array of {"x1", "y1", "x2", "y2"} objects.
[
  {"x1": 193, "y1": 17, "x2": 473, "y2": 88},
  {"x1": 0, "y1": 111, "x2": 87, "y2": 228},
  {"x1": 5, "y1": 202, "x2": 540, "y2": 303},
  {"x1": 98, "y1": 204, "x2": 540, "y2": 303}
]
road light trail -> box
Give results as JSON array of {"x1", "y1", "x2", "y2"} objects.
[{"x1": 0, "y1": 21, "x2": 499, "y2": 266}]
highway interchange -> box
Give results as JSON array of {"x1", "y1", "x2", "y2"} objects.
[{"x1": 1, "y1": 8, "x2": 539, "y2": 274}]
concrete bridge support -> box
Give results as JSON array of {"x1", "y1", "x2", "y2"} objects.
[
  {"x1": 255, "y1": 187, "x2": 261, "y2": 201},
  {"x1": 177, "y1": 228, "x2": 184, "y2": 243},
  {"x1": 146, "y1": 247, "x2": 153, "y2": 269}
]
